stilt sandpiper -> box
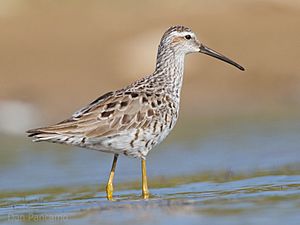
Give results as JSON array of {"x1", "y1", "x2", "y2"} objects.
[{"x1": 27, "y1": 25, "x2": 244, "y2": 200}]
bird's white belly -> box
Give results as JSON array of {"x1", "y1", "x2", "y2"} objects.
[{"x1": 86, "y1": 123, "x2": 173, "y2": 158}]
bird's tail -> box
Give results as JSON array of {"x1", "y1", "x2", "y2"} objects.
[{"x1": 27, "y1": 126, "x2": 85, "y2": 145}]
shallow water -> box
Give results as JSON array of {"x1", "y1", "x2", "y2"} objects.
[{"x1": 0, "y1": 114, "x2": 300, "y2": 225}]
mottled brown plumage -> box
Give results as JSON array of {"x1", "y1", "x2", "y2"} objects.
[{"x1": 28, "y1": 89, "x2": 177, "y2": 158}]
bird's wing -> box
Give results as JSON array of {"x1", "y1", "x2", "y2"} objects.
[{"x1": 27, "y1": 90, "x2": 165, "y2": 140}]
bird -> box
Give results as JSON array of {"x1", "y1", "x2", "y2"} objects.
[{"x1": 27, "y1": 25, "x2": 244, "y2": 200}]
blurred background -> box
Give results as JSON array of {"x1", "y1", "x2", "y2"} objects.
[
  {"x1": 1, "y1": 1, "x2": 300, "y2": 224},
  {"x1": 1, "y1": 0, "x2": 300, "y2": 131}
]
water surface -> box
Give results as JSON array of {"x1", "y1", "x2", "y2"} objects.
[{"x1": 0, "y1": 114, "x2": 299, "y2": 225}]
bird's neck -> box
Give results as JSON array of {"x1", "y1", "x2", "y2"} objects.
[{"x1": 153, "y1": 46, "x2": 185, "y2": 99}]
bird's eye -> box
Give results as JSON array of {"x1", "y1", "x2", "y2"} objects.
[{"x1": 184, "y1": 35, "x2": 191, "y2": 40}]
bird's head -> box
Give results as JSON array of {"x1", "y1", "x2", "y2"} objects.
[{"x1": 160, "y1": 25, "x2": 244, "y2": 71}]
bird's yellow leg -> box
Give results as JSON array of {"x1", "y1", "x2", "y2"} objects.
[
  {"x1": 106, "y1": 154, "x2": 118, "y2": 201},
  {"x1": 141, "y1": 158, "x2": 150, "y2": 199}
]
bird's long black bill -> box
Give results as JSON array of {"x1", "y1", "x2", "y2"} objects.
[{"x1": 200, "y1": 44, "x2": 245, "y2": 71}]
